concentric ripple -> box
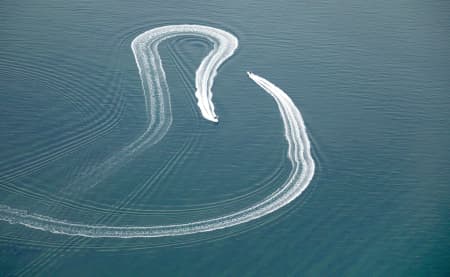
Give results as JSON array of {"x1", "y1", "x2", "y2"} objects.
[{"x1": 0, "y1": 24, "x2": 315, "y2": 238}]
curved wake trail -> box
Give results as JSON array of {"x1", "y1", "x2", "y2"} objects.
[
  {"x1": 69, "y1": 25, "x2": 237, "y2": 190},
  {"x1": 0, "y1": 25, "x2": 315, "y2": 238}
]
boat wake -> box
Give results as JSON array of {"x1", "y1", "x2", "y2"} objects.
[{"x1": 0, "y1": 25, "x2": 315, "y2": 238}]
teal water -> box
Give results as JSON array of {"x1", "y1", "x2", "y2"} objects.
[{"x1": 1, "y1": 0, "x2": 449, "y2": 275}]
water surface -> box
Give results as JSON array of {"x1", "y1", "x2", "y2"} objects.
[{"x1": 0, "y1": 0, "x2": 449, "y2": 275}]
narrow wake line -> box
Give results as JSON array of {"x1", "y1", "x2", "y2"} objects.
[{"x1": 0, "y1": 25, "x2": 315, "y2": 238}]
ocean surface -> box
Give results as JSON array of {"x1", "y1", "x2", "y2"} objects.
[{"x1": 0, "y1": 0, "x2": 449, "y2": 275}]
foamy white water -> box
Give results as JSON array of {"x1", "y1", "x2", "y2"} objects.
[
  {"x1": 68, "y1": 25, "x2": 238, "y2": 189},
  {"x1": 0, "y1": 25, "x2": 315, "y2": 238}
]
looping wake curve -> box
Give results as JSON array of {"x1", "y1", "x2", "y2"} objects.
[{"x1": 0, "y1": 25, "x2": 315, "y2": 238}]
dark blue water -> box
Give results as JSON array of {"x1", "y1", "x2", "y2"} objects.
[{"x1": 1, "y1": 0, "x2": 449, "y2": 275}]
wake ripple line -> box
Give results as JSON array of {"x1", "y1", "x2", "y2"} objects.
[{"x1": 0, "y1": 25, "x2": 315, "y2": 238}]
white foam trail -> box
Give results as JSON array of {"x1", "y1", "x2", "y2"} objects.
[
  {"x1": 66, "y1": 25, "x2": 238, "y2": 190},
  {"x1": 0, "y1": 26, "x2": 315, "y2": 238},
  {"x1": 132, "y1": 24, "x2": 237, "y2": 127}
]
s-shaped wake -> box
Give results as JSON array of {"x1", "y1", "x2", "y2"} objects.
[{"x1": 0, "y1": 25, "x2": 315, "y2": 238}]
